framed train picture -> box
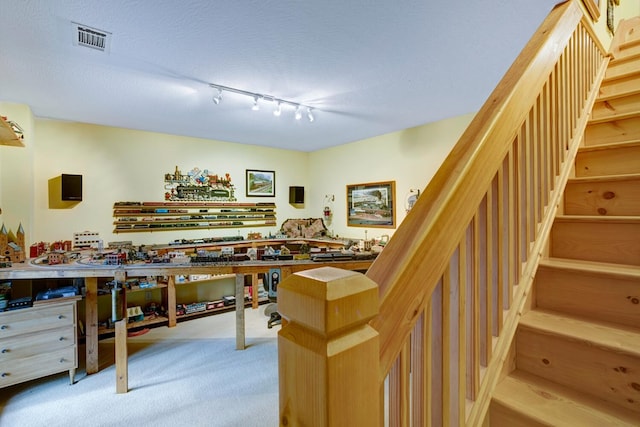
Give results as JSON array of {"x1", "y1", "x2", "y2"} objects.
[
  {"x1": 246, "y1": 169, "x2": 275, "y2": 197},
  {"x1": 346, "y1": 181, "x2": 396, "y2": 228}
]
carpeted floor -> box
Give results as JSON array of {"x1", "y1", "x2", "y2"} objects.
[{"x1": 0, "y1": 306, "x2": 279, "y2": 427}]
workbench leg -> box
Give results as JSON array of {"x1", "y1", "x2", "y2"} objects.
[
  {"x1": 115, "y1": 319, "x2": 128, "y2": 393},
  {"x1": 235, "y1": 273, "x2": 245, "y2": 350},
  {"x1": 251, "y1": 272, "x2": 259, "y2": 309},
  {"x1": 167, "y1": 276, "x2": 177, "y2": 327},
  {"x1": 85, "y1": 277, "x2": 99, "y2": 374}
]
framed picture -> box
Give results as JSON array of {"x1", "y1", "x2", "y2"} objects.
[
  {"x1": 346, "y1": 181, "x2": 396, "y2": 228},
  {"x1": 246, "y1": 169, "x2": 275, "y2": 197}
]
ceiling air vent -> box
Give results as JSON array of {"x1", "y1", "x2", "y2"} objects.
[{"x1": 72, "y1": 22, "x2": 111, "y2": 53}]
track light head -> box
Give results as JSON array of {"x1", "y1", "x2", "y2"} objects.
[
  {"x1": 273, "y1": 102, "x2": 282, "y2": 117},
  {"x1": 212, "y1": 88, "x2": 223, "y2": 105},
  {"x1": 307, "y1": 108, "x2": 314, "y2": 122},
  {"x1": 252, "y1": 96, "x2": 260, "y2": 111},
  {"x1": 295, "y1": 106, "x2": 302, "y2": 120}
]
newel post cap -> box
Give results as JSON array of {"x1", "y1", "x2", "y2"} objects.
[{"x1": 278, "y1": 266, "x2": 379, "y2": 336}]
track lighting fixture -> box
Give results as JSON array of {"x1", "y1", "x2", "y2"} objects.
[{"x1": 209, "y1": 83, "x2": 315, "y2": 122}]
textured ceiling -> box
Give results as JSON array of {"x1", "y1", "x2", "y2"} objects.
[{"x1": 0, "y1": 0, "x2": 561, "y2": 152}]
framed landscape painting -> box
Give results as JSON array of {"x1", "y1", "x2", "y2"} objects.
[
  {"x1": 246, "y1": 169, "x2": 275, "y2": 197},
  {"x1": 346, "y1": 181, "x2": 396, "y2": 228}
]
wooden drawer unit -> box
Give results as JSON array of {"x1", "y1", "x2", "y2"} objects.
[{"x1": 0, "y1": 297, "x2": 80, "y2": 388}]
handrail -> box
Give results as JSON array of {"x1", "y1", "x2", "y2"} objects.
[
  {"x1": 367, "y1": 0, "x2": 604, "y2": 378},
  {"x1": 277, "y1": 0, "x2": 609, "y2": 425}
]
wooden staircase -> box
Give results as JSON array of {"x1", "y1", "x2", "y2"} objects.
[{"x1": 489, "y1": 18, "x2": 640, "y2": 426}]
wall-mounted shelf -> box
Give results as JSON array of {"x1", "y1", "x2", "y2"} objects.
[
  {"x1": 0, "y1": 116, "x2": 25, "y2": 147},
  {"x1": 113, "y1": 201, "x2": 277, "y2": 233}
]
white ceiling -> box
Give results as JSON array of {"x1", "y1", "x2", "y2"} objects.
[{"x1": 0, "y1": 0, "x2": 561, "y2": 152}]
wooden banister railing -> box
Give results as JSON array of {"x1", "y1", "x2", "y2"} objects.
[{"x1": 278, "y1": 1, "x2": 609, "y2": 425}]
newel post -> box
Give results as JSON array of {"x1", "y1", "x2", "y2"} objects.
[{"x1": 278, "y1": 267, "x2": 380, "y2": 427}]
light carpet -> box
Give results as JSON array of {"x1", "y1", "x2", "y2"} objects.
[{"x1": 0, "y1": 306, "x2": 279, "y2": 427}]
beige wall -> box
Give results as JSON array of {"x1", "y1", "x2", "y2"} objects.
[
  {"x1": 0, "y1": 105, "x2": 469, "y2": 246},
  {"x1": 307, "y1": 114, "x2": 473, "y2": 241},
  {"x1": 0, "y1": 102, "x2": 35, "y2": 241},
  {"x1": 1, "y1": 110, "x2": 312, "y2": 246}
]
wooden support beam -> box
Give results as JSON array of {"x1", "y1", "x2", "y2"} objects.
[
  {"x1": 113, "y1": 269, "x2": 128, "y2": 393},
  {"x1": 167, "y1": 275, "x2": 177, "y2": 327},
  {"x1": 251, "y1": 272, "x2": 259, "y2": 309},
  {"x1": 235, "y1": 273, "x2": 245, "y2": 350},
  {"x1": 115, "y1": 318, "x2": 128, "y2": 394},
  {"x1": 85, "y1": 277, "x2": 99, "y2": 375}
]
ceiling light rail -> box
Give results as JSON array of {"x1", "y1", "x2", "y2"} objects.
[{"x1": 209, "y1": 83, "x2": 314, "y2": 122}]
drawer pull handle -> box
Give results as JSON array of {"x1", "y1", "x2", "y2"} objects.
[
  {"x1": 59, "y1": 337, "x2": 65, "y2": 341},
  {"x1": 0, "y1": 325, "x2": 7, "y2": 330},
  {"x1": 1, "y1": 373, "x2": 8, "y2": 377},
  {"x1": 1, "y1": 348, "x2": 8, "y2": 353},
  {"x1": 58, "y1": 315, "x2": 64, "y2": 319},
  {"x1": 59, "y1": 358, "x2": 65, "y2": 363}
]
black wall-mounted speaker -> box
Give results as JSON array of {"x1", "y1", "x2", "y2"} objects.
[
  {"x1": 289, "y1": 186, "x2": 304, "y2": 203},
  {"x1": 61, "y1": 174, "x2": 83, "y2": 201}
]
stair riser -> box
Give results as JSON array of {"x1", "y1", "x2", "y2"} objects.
[
  {"x1": 551, "y1": 221, "x2": 640, "y2": 265},
  {"x1": 576, "y1": 144, "x2": 640, "y2": 176},
  {"x1": 584, "y1": 116, "x2": 640, "y2": 146},
  {"x1": 591, "y1": 93, "x2": 640, "y2": 122},
  {"x1": 598, "y1": 74, "x2": 640, "y2": 102},
  {"x1": 516, "y1": 327, "x2": 640, "y2": 414},
  {"x1": 616, "y1": 42, "x2": 640, "y2": 61},
  {"x1": 535, "y1": 266, "x2": 640, "y2": 328},
  {"x1": 564, "y1": 177, "x2": 640, "y2": 216},
  {"x1": 489, "y1": 402, "x2": 549, "y2": 427},
  {"x1": 604, "y1": 58, "x2": 640, "y2": 81}
]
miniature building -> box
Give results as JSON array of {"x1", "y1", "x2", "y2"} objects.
[
  {"x1": 50, "y1": 240, "x2": 73, "y2": 252},
  {"x1": 30, "y1": 242, "x2": 47, "y2": 258},
  {"x1": 47, "y1": 252, "x2": 66, "y2": 265},
  {"x1": 0, "y1": 223, "x2": 26, "y2": 263},
  {"x1": 105, "y1": 252, "x2": 126, "y2": 265},
  {"x1": 73, "y1": 231, "x2": 101, "y2": 249}
]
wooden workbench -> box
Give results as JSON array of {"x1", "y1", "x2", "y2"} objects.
[{"x1": 0, "y1": 256, "x2": 374, "y2": 380}]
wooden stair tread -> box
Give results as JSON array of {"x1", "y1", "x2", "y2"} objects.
[
  {"x1": 589, "y1": 109, "x2": 640, "y2": 125},
  {"x1": 604, "y1": 55, "x2": 640, "y2": 82},
  {"x1": 539, "y1": 257, "x2": 640, "y2": 278},
  {"x1": 493, "y1": 371, "x2": 640, "y2": 426},
  {"x1": 567, "y1": 172, "x2": 640, "y2": 183},
  {"x1": 593, "y1": 87, "x2": 640, "y2": 105},
  {"x1": 520, "y1": 309, "x2": 640, "y2": 358},
  {"x1": 578, "y1": 139, "x2": 640, "y2": 153},
  {"x1": 603, "y1": 66, "x2": 640, "y2": 81},
  {"x1": 618, "y1": 36, "x2": 640, "y2": 56},
  {"x1": 608, "y1": 50, "x2": 640, "y2": 68},
  {"x1": 554, "y1": 215, "x2": 640, "y2": 224}
]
